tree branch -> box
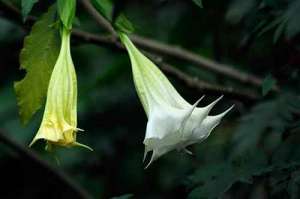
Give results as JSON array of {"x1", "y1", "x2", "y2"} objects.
[
  {"x1": 146, "y1": 54, "x2": 259, "y2": 101},
  {"x1": 130, "y1": 35, "x2": 263, "y2": 87},
  {"x1": 0, "y1": 129, "x2": 93, "y2": 199},
  {"x1": 0, "y1": 0, "x2": 260, "y2": 101},
  {"x1": 159, "y1": 61, "x2": 258, "y2": 101},
  {"x1": 79, "y1": 0, "x2": 264, "y2": 88},
  {"x1": 80, "y1": 0, "x2": 117, "y2": 38},
  {"x1": 72, "y1": 30, "x2": 259, "y2": 100}
]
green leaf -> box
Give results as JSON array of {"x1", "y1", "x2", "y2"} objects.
[
  {"x1": 225, "y1": 0, "x2": 256, "y2": 24},
  {"x1": 262, "y1": 74, "x2": 276, "y2": 96},
  {"x1": 91, "y1": 0, "x2": 134, "y2": 33},
  {"x1": 273, "y1": 17, "x2": 287, "y2": 43},
  {"x1": 21, "y1": 0, "x2": 39, "y2": 21},
  {"x1": 57, "y1": 0, "x2": 76, "y2": 29},
  {"x1": 14, "y1": 6, "x2": 60, "y2": 125},
  {"x1": 188, "y1": 151, "x2": 269, "y2": 199},
  {"x1": 231, "y1": 93, "x2": 300, "y2": 158},
  {"x1": 115, "y1": 14, "x2": 134, "y2": 33},
  {"x1": 192, "y1": 0, "x2": 203, "y2": 8},
  {"x1": 287, "y1": 171, "x2": 300, "y2": 199},
  {"x1": 285, "y1": 0, "x2": 300, "y2": 39}
]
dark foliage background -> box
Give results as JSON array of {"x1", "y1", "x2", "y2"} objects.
[{"x1": 0, "y1": 0, "x2": 300, "y2": 198}]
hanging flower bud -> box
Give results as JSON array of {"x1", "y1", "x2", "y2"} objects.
[
  {"x1": 30, "y1": 28, "x2": 92, "y2": 151},
  {"x1": 119, "y1": 33, "x2": 233, "y2": 168}
]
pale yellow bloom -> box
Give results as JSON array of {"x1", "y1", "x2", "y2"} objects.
[
  {"x1": 120, "y1": 33, "x2": 233, "y2": 168},
  {"x1": 30, "y1": 28, "x2": 92, "y2": 151}
]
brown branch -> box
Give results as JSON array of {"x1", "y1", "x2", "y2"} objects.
[
  {"x1": 79, "y1": 0, "x2": 264, "y2": 88},
  {"x1": 161, "y1": 63, "x2": 258, "y2": 101},
  {"x1": 130, "y1": 35, "x2": 263, "y2": 87},
  {"x1": 0, "y1": 129, "x2": 93, "y2": 199},
  {"x1": 72, "y1": 30, "x2": 259, "y2": 101},
  {"x1": 147, "y1": 54, "x2": 259, "y2": 101},
  {"x1": 0, "y1": 1, "x2": 260, "y2": 101}
]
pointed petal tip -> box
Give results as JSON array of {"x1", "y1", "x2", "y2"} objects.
[
  {"x1": 216, "y1": 104, "x2": 234, "y2": 119},
  {"x1": 29, "y1": 140, "x2": 35, "y2": 147},
  {"x1": 208, "y1": 95, "x2": 223, "y2": 108},
  {"x1": 193, "y1": 98, "x2": 202, "y2": 108},
  {"x1": 143, "y1": 149, "x2": 149, "y2": 163},
  {"x1": 144, "y1": 151, "x2": 157, "y2": 169},
  {"x1": 202, "y1": 95, "x2": 224, "y2": 115},
  {"x1": 222, "y1": 104, "x2": 234, "y2": 115},
  {"x1": 29, "y1": 137, "x2": 40, "y2": 147},
  {"x1": 215, "y1": 95, "x2": 224, "y2": 103},
  {"x1": 199, "y1": 95, "x2": 205, "y2": 102},
  {"x1": 74, "y1": 142, "x2": 93, "y2": 151},
  {"x1": 190, "y1": 95, "x2": 205, "y2": 109}
]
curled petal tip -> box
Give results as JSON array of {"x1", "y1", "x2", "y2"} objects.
[
  {"x1": 183, "y1": 148, "x2": 193, "y2": 155},
  {"x1": 76, "y1": 128, "x2": 84, "y2": 132},
  {"x1": 74, "y1": 142, "x2": 93, "y2": 151}
]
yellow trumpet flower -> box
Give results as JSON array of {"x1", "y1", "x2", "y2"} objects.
[{"x1": 30, "y1": 28, "x2": 92, "y2": 151}]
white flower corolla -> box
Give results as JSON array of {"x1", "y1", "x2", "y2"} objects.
[
  {"x1": 119, "y1": 33, "x2": 233, "y2": 168},
  {"x1": 30, "y1": 28, "x2": 92, "y2": 151}
]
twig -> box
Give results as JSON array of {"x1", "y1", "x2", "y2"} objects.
[
  {"x1": 73, "y1": 31, "x2": 259, "y2": 101},
  {"x1": 161, "y1": 63, "x2": 258, "y2": 101},
  {"x1": 0, "y1": 129, "x2": 93, "y2": 199},
  {"x1": 148, "y1": 55, "x2": 259, "y2": 101},
  {"x1": 80, "y1": 0, "x2": 117, "y2": 38},
  {"x1": 130, "y1": 35, "x2": 263, "y2": 87},
  {"x1": 79, "y1": 0, "x2": 264, "y2": 88}
]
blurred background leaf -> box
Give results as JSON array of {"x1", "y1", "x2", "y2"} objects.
[
  {"x1": 0, "y1": 0, "x2": 300, "y2": 199},
  {"x1": 21, "y1": 0, "x2": 38, "y2": 21}
]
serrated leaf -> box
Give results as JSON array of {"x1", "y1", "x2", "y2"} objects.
[
  {"x1": 57, "y1": 0, "x2": 76, "y2": 29},
  {"x1": 91, "y1": 0, "x2": 134, "y2": 33},
  {"x1": 262, "y1": 74, "x2": 276, "y2": 96},
  {"x1": 192, "y1": 0, "x2": 203, "y2": 8},
  {"x1": 14, "y1": 6, "x2": 60, "y2": 125},
  {"x1": 21, "y1": 0, "x2": 39, "y2": 21}
]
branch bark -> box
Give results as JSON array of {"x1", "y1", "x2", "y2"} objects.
[
  {"x1": 0, "y1": 0, "x2": 260, "y2": 101},
  {"x1": 79, "y1": 0, "x2": 263, "y2": 88},
  {"x1": 131, "y1": 34, "x2": 263, "y2": 87}
]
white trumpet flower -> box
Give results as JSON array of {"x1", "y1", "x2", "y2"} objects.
[{"x1": 119, "y1": 33, "x2": 233, "y2": 168}]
